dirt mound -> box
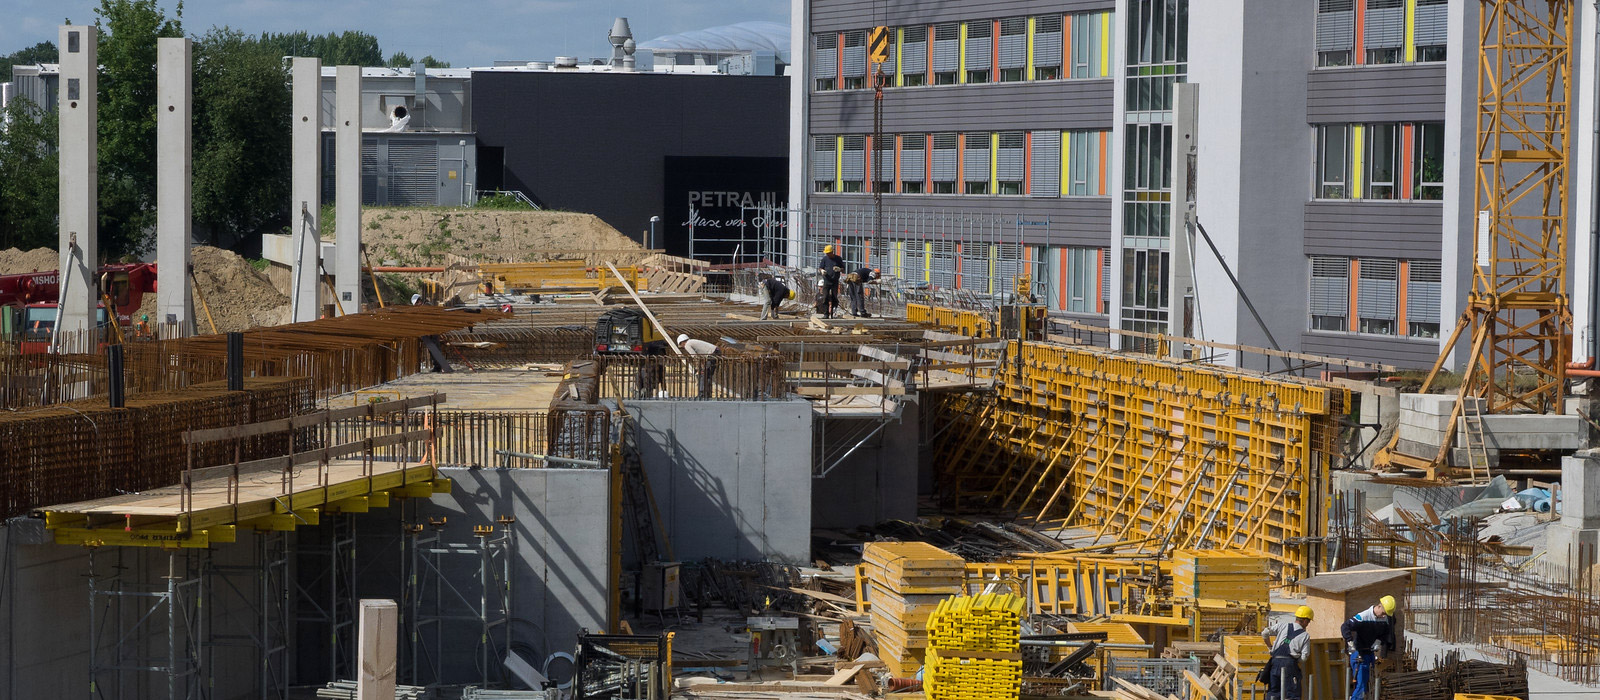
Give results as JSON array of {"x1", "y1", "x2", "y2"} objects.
[
  {"x1": 189, "y1": 246, "x2": 291, "y2": 331},
  {"x1": 361, "y1": 209, "x2": 647, "y2": 266},
  {"x1": 0, "y1": 248, "x2": 60, "y2": 274}
]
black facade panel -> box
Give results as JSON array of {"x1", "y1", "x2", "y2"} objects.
[
  {"x1": 811, "y1": 193, "x2": 1112, "y2": 247},
  {"x1": 810, "y1": 79, "x2": 1114, "y2": 133},
  {"x1": 1303, "y1": 200, "x2": 1443, "y2": 258},
  {"x1": 813, "y1": 0, "x2": 1116, "y2": 33},
  {"x1": 1300, "y1": 331, "x2": 1441, "y2": 369},
  {"x1": 1305, "y1": 64, "x2": 1448, "y2": 123},
  {"x1": 470, "y1": 71, "x2": 789, "y2": 245}
]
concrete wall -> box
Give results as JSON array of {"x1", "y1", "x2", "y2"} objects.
[
  {"x1": 423, "y1": 467, "x2": 613, "y2": 665},
  {"x1": 629, "y1": 399, "x2": 813, "y2": 563},
  {"x1": 812, "y1": 401, "x2": 920, "y2": 529}
]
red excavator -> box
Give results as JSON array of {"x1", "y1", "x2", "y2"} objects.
[{"x1": 0, "y1": 263, "x2": 158, "y2": 352}]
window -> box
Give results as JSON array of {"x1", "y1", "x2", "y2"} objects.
[
  {"x1": 965, "y1": 21, "x2": 992, "y2": 84},
  {"x1": 1357, "y1": 258, "x2": 1398, "y2": 335},
  {"x1": 1123, "y1": 124, "x2": 1171, "y2": 237},
  {"x1": 1033, "y1": 15, "x2": 1064, "y2": 80},
  {"x1": 1063, "y1": 247, "x2": 1100, "y2": 313},
  {"x1": 841, "y1": 135, "x2": 865, "y2": 193},
  {"x1": 1414, "y1": 0, "x2": 1450, "y2": 62},
  {"x1": 1309, "y1": 256, "x2": 1349, "y2": 331},
  {"x1": 1316, "y1": 125, "x2": 1349, "y2": 199},
  {"x1": 1414, "y1": 123, "x2": 1444, "y2": 200},
  {"x1": 900, "y1": 134, "x2": 926, "y2": 193},
  {"x1": 964, "y1": 132, "x2": 991, "y2": 193},
  {"x1": 1316, "y1": 0, "x2": 1355, "y2": 67},
  {"x1": 996, "y1": 132, "x2": 1024, "y2": 194},
  {"x1": 813, "y1": 136, "x2": 836, "y2": 192},
  {"x1": 900, "y1": 26, "x2": 928, "y2": 87},
  {"x1": 815, "y1": 33, "x2": 838, "y2": 91},
  {"x1": 872, "y1": 139, "x2": 893, "y2": 192},
  {"x1": 931, "y1": 132, "x2": 957, "y2": 193},
  {"x1": 933, "y1": 23, "x2": 960, "y2": 84},
  {"x1": 1065, "y1": 131, "x2": 1105, "y2": 196},
  {"x1": 1120, "y1": 248, "x2": 1170, "y2": 352},
  {"x1": 1407, "y1": 260, "x2": 1442, "y2": 338},
  {"x1": 998, "y1": 18, "x2": 1027, "y2": 82},
  {"x1": 842, "y1": 31, "x2": 867, "y2": 89},
  {"x1": 1365, "y1": 123, "x2": 1398, "y2": 200},
  {"x1": 1364, "y1": 0, "x2": 1405, "y2": 64}
]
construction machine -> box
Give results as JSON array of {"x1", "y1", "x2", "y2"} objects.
[
  {"x1": 999, "y1": 274, "x2": 1048, "y2": 341},
  {"x1": 594, "y1": 307, "x2": 665, "y2": 354},
  {"x1": 0, "y1": 263, "x2": 158, "y2": 351}
]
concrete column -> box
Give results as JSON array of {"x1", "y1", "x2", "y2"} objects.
[
  {"x1": 1440, "y1": 0, "x2": 1479, "y2": 369},
  {"x1": 1572, "y1": 2, "x2": 1599, "y2": 366},
  {"x1": 156, "y1": 37, "x2": 193, "y2": 334},
  {"x1": 57, "y1": 26, "x2": 97, "y2": 338},
  {"x1": 1106, "y1": 0, "x2": 1129, "y2": 351},
  {"x1": 786, "y1": 0, "x2": 809, "y2": 268},
  {"x1": 335, "y1": 66, "x2": 362, "y2": 312},
  {"x1": 290, "y1": 57, "x2": 322, "y2": 322}
]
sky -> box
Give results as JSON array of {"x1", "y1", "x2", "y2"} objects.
[{"x1": 1, "y1": 0, "x2": 788, "y2": 67}]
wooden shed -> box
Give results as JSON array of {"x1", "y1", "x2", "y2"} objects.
[{"x1": 1298, "y1": 564, "x2": 1414, "y2": 641}]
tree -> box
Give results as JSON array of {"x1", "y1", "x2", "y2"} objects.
[
  {"x1": 191, "y1": 27, "x2": 290, "y2": 247},
  {"x1": 94, "y1": 0, "x2": 183, "y2": 257},
  {"x1": 1, "y1": 41, "x2": 58, "y2": 82},
  {"x1": 260, "y1": 31, "x2": 383, "y2": 66},
  {"x1": 385, "y1": 52, "x2": 450, "y2": 69},
  {"x1": 0, "y1": 97, "x2": 60, "y2": 250}
]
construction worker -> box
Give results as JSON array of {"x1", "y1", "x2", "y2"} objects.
[
  {"x1": 135, "y1": 313, "x2": 151, "y2": 339},
  {"x1": 1341, "y1": 595, "x2": 1398, "y2": 700},
  {"x1": 818, "y1": 244, "x2": 845, "y2": 275},
  {"x1": 677, "y1": 334, "x2": 719, "y2": 398},
  {"x1": 635, "y1": 339, "x2": 669, "y2": 398},
  {"x1": 845, "y1": 266, "x2": 879, "y2": 318},
  {"x1": 1259, "y1": 606, "x2": 1313, "y2": 700},
  {"x1": 817, "y1": 245, "x2": 844, "y2": 318},
  {"x1": 760, "y1": 277, "x2": 793, "y2": 320}
]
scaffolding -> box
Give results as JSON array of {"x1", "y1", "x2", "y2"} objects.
[
  {"x1": 294, "y1": 514, "x2": 357, "y2": 684},
  {"x1": 407, "y1": 520, "x2": 514, "y2": 688},
  {"x1": 88, "y1": 549, "x2": 204, "y2": 700},
  {"x1": 204, "y1": 532, "x2": 291, "y2": 700}
]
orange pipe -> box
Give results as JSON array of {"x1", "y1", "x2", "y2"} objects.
[{"x1": 1567, "y1": 358, "x2": 1600, "y2": 378}]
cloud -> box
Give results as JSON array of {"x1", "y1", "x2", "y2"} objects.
[{"x1": 2, "y1": 0, "x2": 787, "y2": 67}]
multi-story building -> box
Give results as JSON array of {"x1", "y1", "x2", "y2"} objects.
[{"x1": 788, "y1": 0, "x2": 1476, "y2": 371}]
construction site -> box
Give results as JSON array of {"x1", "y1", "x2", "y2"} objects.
[{"x1": 4, "y1": 2, "x2": 1600, "y2": 700}]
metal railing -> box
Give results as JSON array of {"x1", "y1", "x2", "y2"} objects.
[
  {"x1": 593, "y1": 354, "x2": 787, "y2": 401},
  {"x1": 474, "y1": 189, "x2": 541, "y2": 209}
]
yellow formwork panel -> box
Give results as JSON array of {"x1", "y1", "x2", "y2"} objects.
[{"x1": 913, "y1": 303, "x2": 1342, "y2": 582}]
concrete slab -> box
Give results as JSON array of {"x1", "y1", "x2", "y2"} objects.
[{"x1": 629, "y1": 399, "x2": 812, "y2": 563}]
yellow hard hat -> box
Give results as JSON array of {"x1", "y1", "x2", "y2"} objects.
[
  {"x1": 1295, "y1": 606, "x2": 1314, "y2": 621},
  {"x1": 786, "y1": 289, "x2": 796, "y2": 300},
  {"x1": 1380, "y1": 595, "x2": 1396, "y2": 615},
  {"x1": 824, "y1": 244, "x2": 834, "y2": 253}
]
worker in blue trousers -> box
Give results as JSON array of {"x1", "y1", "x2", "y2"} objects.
[
  {"x1": 1341, "y1": 595, "x2": 1398, "y2": 700},
  {"x1": 1258, "y1": 606, "x2": 1313, "y2": 700}
]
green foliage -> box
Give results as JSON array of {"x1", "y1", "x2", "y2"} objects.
[
  {"x1": 472, "y1": 193, "x2": 535, "y2": 210},
  {"x1": 385, "y1": 52, "x2": 450, "y2": 69},
  {"x1": 94, "y1": 0, "x2": 184, "y2": 257},
  {"x1": 0, "y1": 97, "x2": 60, "y2": 250},
  {"x1": 320, "y1": 203, "x2": 336, "y2": 238},
  {"x1": 258, "y1": 30, "x2": 383, "y2": 65},
  {"x1": 246, "y1": 258, "x2": 269, "y2": 272},
  {"x1": 192, "y1": 26, "x2": 291, "y2": 244},
  {"x1": 380, "y1": 273, "x2": 417, "y2": 299},
  {"x1": 1, "y1": 41, "x2": 58, "y2": 82}
]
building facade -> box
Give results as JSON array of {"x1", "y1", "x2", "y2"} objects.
[{"x1": 789, "y1": 0, "x2": 1476, "y2": 371}]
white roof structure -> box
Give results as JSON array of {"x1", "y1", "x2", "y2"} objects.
[{"x1": 638, "y1": 21, "x2": 789, "y2": 54}]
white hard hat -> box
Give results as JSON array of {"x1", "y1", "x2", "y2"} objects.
[
  {"x1": 410, "y1": 294, "x2": 423, "y2": 305},
  {"x1": 677, "y1": 333, "x2": 689, "y2": 345}
]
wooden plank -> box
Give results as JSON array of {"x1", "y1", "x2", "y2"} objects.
[
  {"x1": 358, "y1": 599, "x2": 399, "y2": 700},
  {"x1": 606, "y1": 262, "x2": 684, "y2": 356},
  {"x1": 795, "y1": 386, "x2": 909, "y2": 397}
]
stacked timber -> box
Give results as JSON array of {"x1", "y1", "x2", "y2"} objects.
[
  {"x1": 925, "y1": 593, "x2": 1025, "y2": 700},
  {"x1": 1172, "y1": 551, "x2": 1269, "y2": 603},
  {"x1": 862, "y1": 542, "x2": 965, "y2": 676},
  {"x1": 1223, "y1": 635, "x2": 1270, "y2": 699}
]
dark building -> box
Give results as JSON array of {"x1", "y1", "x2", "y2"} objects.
[{"x1": 471, "y1": 70, "x2": 789, "y2": 259}]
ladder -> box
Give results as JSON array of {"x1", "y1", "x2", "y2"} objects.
[
  {"x1": 619, "y1": 424, "x2": 671, "y2": 563},
  {"x1": 1458, "y1": 399, "x2": 1491, "y2": 485}
]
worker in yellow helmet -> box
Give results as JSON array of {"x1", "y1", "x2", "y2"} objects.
[
  {"x1": 1341, "y1": 595, "x2": 1398, "y2": 700},
  {"x1": 1258, "y1": 606, "x2": 1314, "y2": 700}
]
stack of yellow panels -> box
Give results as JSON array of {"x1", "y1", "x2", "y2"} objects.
[
  {"x1": 1172, "y1": 550, "x2": 1270, "y2": 604},
  {"x1": 1224, "y1": 634, "x2": 1271, "y2": 698},
  {"x1": 862, "y1": 542, "x2": 966, "y2": 677},
  {"x1": 925, "y1": 593, "x2": 1024, "y2": 700}
]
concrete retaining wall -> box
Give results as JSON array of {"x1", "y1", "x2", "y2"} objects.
[
  {"x1": 628, "y1": 399, "x2": 812, "y2": 563},
  {"x1": 812, "y1": 400, "x2": 920, "y2": 529}
]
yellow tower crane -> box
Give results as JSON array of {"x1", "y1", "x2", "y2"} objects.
[{"x1": 1377, "y1": 0, "x2": 1576, "y2": 479}]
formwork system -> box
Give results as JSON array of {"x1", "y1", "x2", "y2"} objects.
[
  {"x1": 408, "y1": 523, "x2": 514, "y2": 688},
  {"x1": 909, "y1": 304, "x2": 1343, "y2": 581}
]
